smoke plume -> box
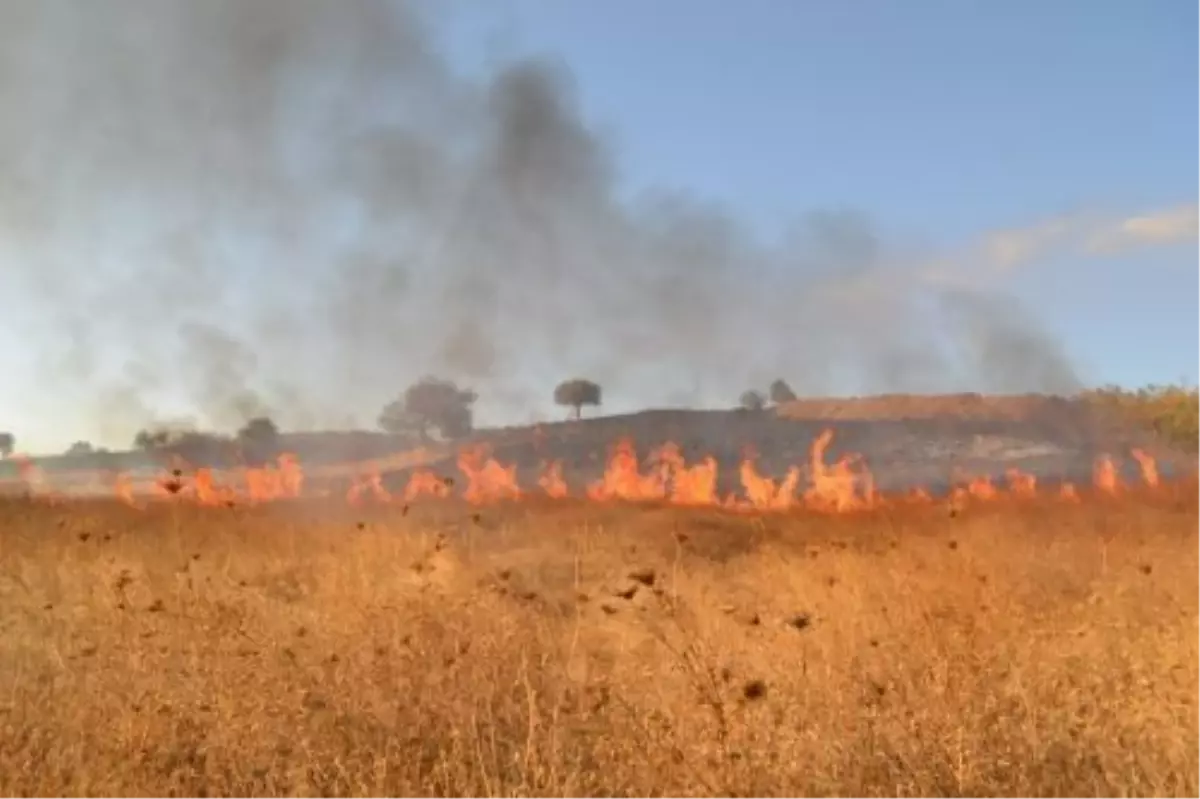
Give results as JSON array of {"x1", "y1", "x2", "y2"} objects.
[{"x1": 0, "y1": 0, "x2": 1083, "y2": 446}]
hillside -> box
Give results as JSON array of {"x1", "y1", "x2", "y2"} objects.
[
  {"x1": 3, "y1": 391, "x2": 1193, "y2": 499},
  {"x1": 289, "y1": 393, "x2": 1194, "y2": 496}
]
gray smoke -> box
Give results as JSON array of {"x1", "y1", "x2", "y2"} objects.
[{"x1": 0, "y1": 0, "x2": 1079, "y2": 446}]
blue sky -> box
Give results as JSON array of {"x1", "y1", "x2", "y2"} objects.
[
  {"x1": 437, "y1": 0, "x2": 1198, "y2": 380},
  {"x1": 0, "y1": 0, "x2": 1196, "y2": 454}
]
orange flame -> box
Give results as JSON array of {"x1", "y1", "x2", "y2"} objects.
[
  {"x1": 537, "y1": 461, "x2": 569, "y2": 500},
  {"x1": 1130, "y1": 448, "x2": 1159, "y2": 488},
  {"x1": 347, "y1": 470, "x2": 390, "y2": 506},
  {"x1": 0, "y1": 426, "x2": 1171, "y2": 515},
  {"x1": 403, "y1": 469, "x2": 452, "y2": 502},
  {"x1": 1094, "y1": 455, "x2": 1120, "y2": 495},
  {"x1": 587, "y1": 438, "x2": 666, "y2": 502},
  {"x1": 1006, "y1": 468, "x2": 1037, "y2": 499},
  {"x1": 458, "y1": 445, "x2": 521, "y2": 504}
]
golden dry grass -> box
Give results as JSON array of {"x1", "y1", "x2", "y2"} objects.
[{"x1": 0, "y1": 488, "x2": 1196, "y2": 796}]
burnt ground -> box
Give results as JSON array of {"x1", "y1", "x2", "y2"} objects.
[
  {"x1": 4, "y1": 394, "x2": 1194, "y2": 498},
  {"x1": 368, "y1": 396, "x2": 1193, "y2": 498}
]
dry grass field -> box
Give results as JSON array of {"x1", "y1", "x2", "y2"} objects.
[{"x1": 0, "y1": 486, "x2": 1196, "y2": 797}]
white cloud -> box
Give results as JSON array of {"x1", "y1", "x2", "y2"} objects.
[
  {"x1": 919, "y1": 201, "x2": 1199, "y2": 290},
  {"x1": 981, "y1": 214, "x2": 1081, "y2": 273},
  {"x1": 1085, "y1": 202, "x2": 1199, "y2": 254}
]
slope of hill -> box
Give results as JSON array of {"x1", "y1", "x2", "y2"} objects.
[
  {"x1": 430, "y1": 398, "x2": 1190, "y2": 497},
  {"x1": 2, "y1": 392, "x2": 1193, "y2": 498},
  {"x1": 315, "y1": 393, "x2": 1190, "y2": 498}
]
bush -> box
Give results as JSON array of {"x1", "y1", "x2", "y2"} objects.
[
  {"x1": 739, "y1": 390, "x2": 766, "y2": 412},
  {"x1": 768, "y1": 379, "x2": 797, "y2": 405},
  {"x1": 379, "y1": 377, "x2": 478, "y2": 441},
  {"x1": 1081, "y1": 384, "x2": 1199, "y2": 451}
]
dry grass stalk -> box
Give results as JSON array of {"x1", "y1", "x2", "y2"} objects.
[{"x1": 0, "y1": 485, "x2": 1195, "y2": 796}]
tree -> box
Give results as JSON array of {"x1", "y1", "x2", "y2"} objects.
[
  {"x1": 237, "y1": 416, "x2": 279, "y2": 445},
  {"x1": 739, "y1": 389, "x2": 766, "y2": 412},
  {"x1": 379, "y1": 376, "x2": 478, "y2": 441},
  {"x1": 65, "y1": 441, "x2": 94, "y2": 456},
  {"x1": 0, "y1": 432, "x2": 12, "y2": 458},
  {"x1": 237, "y1": 416, "x2": 281, "y2": 465},
  {"x1": 553, "y1": 378, "x2": 602, "y2": 420},
  {"x1": 134, "y1": 429, "x2": 170, "y2": 451},
  {"x1": 769, "y1": 378, "x2": 797, "y2": 405}
]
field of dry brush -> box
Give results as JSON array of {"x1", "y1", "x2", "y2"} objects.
[{"x1": 0, "y1": 487, "x2": 1196, "y2": 796}]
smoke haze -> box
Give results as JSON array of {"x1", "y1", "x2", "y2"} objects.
[{"x1": 0, "y1": 0, "x2": 1086, "y2": 446}]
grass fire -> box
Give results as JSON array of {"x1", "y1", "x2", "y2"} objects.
[{"x1": 0, "y1": 390, "x2": 1195, "y2": 796}]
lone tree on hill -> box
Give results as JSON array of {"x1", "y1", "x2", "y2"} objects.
[
  {"x1": 133, "y1": 428, "x2": 170, "y2": 451},
  {"x1": 0, "y1": 432, "x2": 12, "y2": 458},
  {"x1": 553, "y1": 378, "x2": 602, "y2": 420},
  {"x1": 739, "y1": 389, "x2": 767, "y2": 412},
  {"x1": 237, "y1": 416, "x2": 281, "y2": 465},
  {"x1": 769, "y1": 378, "x2": 797, "y2": 405},
  {"x1": 65, "y1": 441, "x2": 94, "y2": 456},
  {"x1": 379, "y1": 376, "x2": 478, "y2": 441}
]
